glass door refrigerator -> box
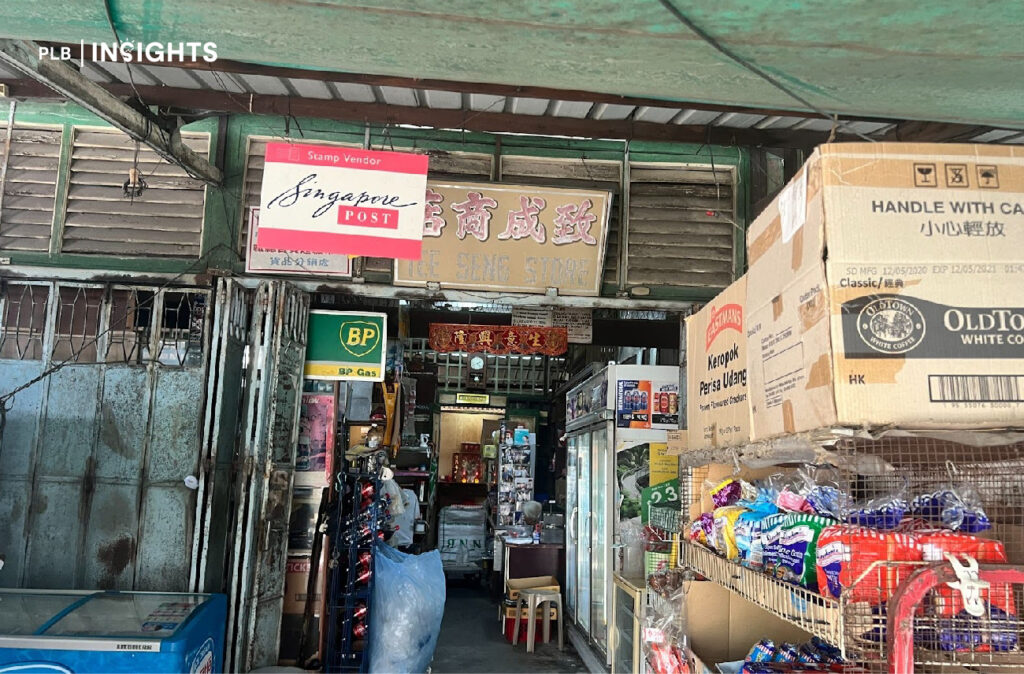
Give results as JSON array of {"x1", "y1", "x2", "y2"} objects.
[{"x1": 565, "y1": 363, "x2": 680, "y2": 666}]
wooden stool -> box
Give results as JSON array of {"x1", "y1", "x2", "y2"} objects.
[{"x1": 511, "y1": 588, "x2": 563, "y2": 653}]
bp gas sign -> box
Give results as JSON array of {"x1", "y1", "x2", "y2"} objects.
[{"x1": 305, "y1": 310, "x2": 387, "y2": 381}]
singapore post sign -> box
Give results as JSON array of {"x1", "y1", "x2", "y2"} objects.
[{"x1": 257, "y1": 142, "x2": 429, "y2": 260}]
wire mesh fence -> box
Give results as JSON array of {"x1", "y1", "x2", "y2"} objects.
[{"x1": 680, "y1": 435, "x2": 1024, "y2": 669}]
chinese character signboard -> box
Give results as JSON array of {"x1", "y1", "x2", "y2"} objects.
[
  {"x1": 246, "y1": 209, "x2": 353, "y2": 277},
  {"x1": 258, "y1": 143, "x2": 429, "y2": 260},
  {"x1": 395, "y1": 181, "x2": 611, "y2": 295},
  {"x1": 305, "y1": 311, "x2": 387, "y2": 381},
  {"x1": 429, "y1": 323, "x2": 568, "y2": 356}
]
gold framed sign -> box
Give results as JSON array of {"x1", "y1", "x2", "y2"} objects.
[{"x1": 394, "y1": 181, "x2": 611, "y2": 295}]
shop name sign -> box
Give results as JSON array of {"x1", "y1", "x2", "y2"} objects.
[
  {"x1": 305, "y1": 311, "x2": 387, "y2": 381},
  {"x1": 394, "y1": 181, "x2": 611, "y2": 295},
  {"x1": 258, "y1": 143, "x2": 429, "y2": 260},
  {"x1": 246, "y1": 208, "x2": 352, "y2": 277}
]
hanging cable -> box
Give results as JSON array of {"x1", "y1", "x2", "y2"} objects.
[{"x1": 656, "y1": 0, "x2": 876, "y2": 143}]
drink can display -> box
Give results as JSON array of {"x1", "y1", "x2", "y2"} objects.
[
  {"x1": 669, "y1": 392, "x2": 678, "y2": 415},
  {"x1": 660, "y1": 392, "x2": 669, "y2": 414},
  {"x1": 746, "y1": 639, "x2": 775, "y2": 662},
  {"x1": 640, "y1": 391, "x2": 648, "y2": 411}
]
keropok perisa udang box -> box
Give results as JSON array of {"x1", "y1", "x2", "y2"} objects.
[
  {"x1": 686, "y1": 275, "x2": 751, "y2": 450},
  {"x1": 746, "y1": 143, "x2": 1024, "y2": 440}
]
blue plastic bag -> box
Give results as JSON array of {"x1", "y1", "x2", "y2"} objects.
[{"x1": 369, "y1": 541, "x2": 446, "y2": 673}]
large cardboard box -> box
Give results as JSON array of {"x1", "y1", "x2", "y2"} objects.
[
  {"x1": 746, "y1": 143, "x2": 1024, "y2": 439},
  {"x1": 284, "y1": 554, "x2": 324, "y2": 615},
  {"x1": 505, "y1": 575, "x2": 560, "y2": 602},
  {"x1": 686, "y1": 276, "x2": 751, "y2": 450}
]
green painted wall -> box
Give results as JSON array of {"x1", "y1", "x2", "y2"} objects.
[{"x1": 3, "y1": 101, "x2": 747, "y2": 300}]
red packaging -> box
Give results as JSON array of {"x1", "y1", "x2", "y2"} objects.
[
  {"x1": 815, "y1": 525, "x2": 921, "y2": 603},
  {"x1": 502, "y1": 617, "x2": 550, "y2": 644},
  {"x1": 914, "y1": 530, "x2": 1014, "y2": 616}
]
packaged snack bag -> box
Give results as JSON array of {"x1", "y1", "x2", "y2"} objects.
[
  {"x1": 713, "y1": 505, "x2": 749, "y2": 559},
  {"x1": 758, "y1": 513, "x2": 790, "y2": 576},
  {"x1": 815, "y1": 525, "x2": 921, "y2": 602},
  {"x1": 773, "y1": 514, "x2": 834, "y2": 588},
  {"x1": 735, "y1": 501, "x2": 780, "y2": 567}
]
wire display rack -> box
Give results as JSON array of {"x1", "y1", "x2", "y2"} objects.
[{"x1": 679, "y1": 433, "x2": 1024, "y2": 672}]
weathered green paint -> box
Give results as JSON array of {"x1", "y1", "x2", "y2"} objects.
[
  {"x1": 4, "y1": 101, "x2": 748, "y2": 299},
  {"x1": 1, "y1": 1, "x2": 1022, "y2": 126},
  {"x1": 47, "y1": 121, "x2": 73, "y2": 254}
]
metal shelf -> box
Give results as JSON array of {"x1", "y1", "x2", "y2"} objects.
[{"x1": 681, "y1": 542, "x2": 844, "y2": 649}]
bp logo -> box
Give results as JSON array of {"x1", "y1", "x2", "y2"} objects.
[
  {"x1": 339, "y1": 320, "x2": 381, "y2": 357},
  {"x1": 857, "y1": 297, "x2": 926, "y2": 354}
]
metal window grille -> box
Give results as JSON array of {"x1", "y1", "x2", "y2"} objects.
[
  {"x1": 0, "y1": 281, "x2": 209, "y2": 368},
  {"x1": 403, "y1": 337, "x2": 566, "y2": 395},
  {"x1": 0, "y1": 282, "x2": 50, "y2": 360}
]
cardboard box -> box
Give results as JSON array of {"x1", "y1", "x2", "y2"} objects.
[
  {"x1": 505, "y1": 575, "x2": 560, "y2": 601},
  {"x1": 686, "y1": 276, "x2": 751, "y2": 450},
  {"x1": 685, "y1": 580, "x2": 811, "y2": 664},
  {"x1": 284, "y1": 554, "x2": 324, "y2": 615},
  {"x1": 746, "y1": 143, "x2": 1024, "y2": 439}
]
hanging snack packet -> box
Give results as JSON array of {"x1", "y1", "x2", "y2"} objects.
[
  {"x1": 735, "y1": 500, "x2": 780, "y2": 567},
  {"x1": 757, "y1": 513, "x2": 790, "y2": 576},
  {"x1": 773, "y1": 513, "x2": 834, "y2": 588},
  {"x1": 910, "y1": 486, "x2": 991, "y2": 533},
  {"x1": 709, "y1": 478, "x2": 743, "y2": 508},
  {"x1": 713, "y1": 505, "x2": 750, "y2": 559}
]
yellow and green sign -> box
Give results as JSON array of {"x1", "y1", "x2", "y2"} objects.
[{"x1": 305, "y1": 310, "x2": 387, "y2": 381}]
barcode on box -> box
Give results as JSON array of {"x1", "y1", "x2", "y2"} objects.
[{"x1": 929, "y1": 375, "x2": 1024, "y2": 402}]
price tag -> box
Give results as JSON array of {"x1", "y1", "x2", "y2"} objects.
[
  {"x1": 641, "y1": 478, "x2": 680, "y2": 524},
  {"x1": 643, "y1": 627, "x2": 666, "y2": 644}
]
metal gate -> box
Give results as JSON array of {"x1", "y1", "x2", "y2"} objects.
[
  {"x1": 192, "y1": 277, "x2": 251, "y2": 594},
  {"x1": 0, "y1": 280, "x2": 211, "y2": 590},
  {"x1": 226, "y1": 280, "x2": 310, "y2": 672}
]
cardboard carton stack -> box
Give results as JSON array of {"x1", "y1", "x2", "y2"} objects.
[{"x1": 686, "y1": 143, "x2": 1024, "y2": 450}]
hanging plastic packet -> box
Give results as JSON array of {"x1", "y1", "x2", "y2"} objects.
[
  {"x1": 910, "y1": 485, "x2": 991, "y2": 533},
  {"x1": 735, "y1": 499, "x2": 780, "y2": 566},
  {"x1": 709, "y1": 478, "x2": 743, "y2": 508},
  {"x1": 713, "y1": 505, "x2": 749, "y2": 559}
]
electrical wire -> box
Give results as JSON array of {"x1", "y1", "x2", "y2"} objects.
[
  {"x1": 656, "y1": 0, "x2": 877, "y2": 143},
  {"x1": 0, "y1": 243, "x2": 240, "y2": 411}
]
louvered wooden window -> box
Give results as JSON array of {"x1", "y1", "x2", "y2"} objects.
[
  {"x1": 0, "y1": 125, "x2": 62, "y2": 252},
  {"x1": 62, "y1": 129, "x2": 210, "y2": 257},
  {"x1": 499, "y1": 155, "x2": 621, "y2": 288},
  {"x1": 627, "y1": 163, "x2": 736, "y2": 291}
]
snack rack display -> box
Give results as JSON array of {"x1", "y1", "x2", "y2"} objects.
[
  {"x1": 497, "y1": 422, "x2": 535, "y2": 526},
  {"x1": 324, "y1": 448, "x2": 389, "y2": 673},
  {"x1": 678, "y1": 434, "x2": 1024, "y2": 673}
]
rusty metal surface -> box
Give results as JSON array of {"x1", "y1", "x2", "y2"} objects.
[
  {"x1": 0, "y1": 280, "x2": 210, "y2": 593},
  {"x1": 226, "y1": 280, "x2": 309, "y2": 672}
]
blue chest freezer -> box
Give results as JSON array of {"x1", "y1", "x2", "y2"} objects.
[{"x1": 0, "y1": 590, "x2": 226, "y2": 674}]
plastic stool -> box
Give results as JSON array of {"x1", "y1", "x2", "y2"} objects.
[{"x1": 511, "y1": 588, "x2": 563, "y2": 653}]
